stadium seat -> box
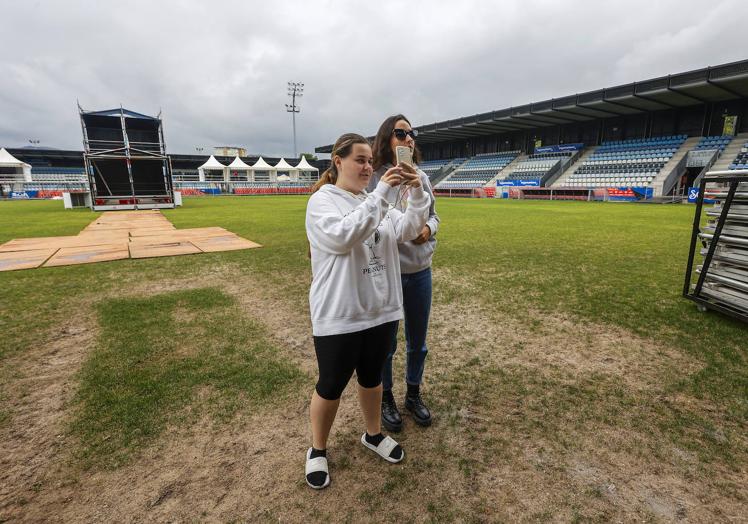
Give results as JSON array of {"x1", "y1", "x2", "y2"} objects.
[
  {"x1": 727, "y1": 142, "x2": 748, "y2": 170},
  {"x1": 566, "y1": 135, "x2": 686, "y2": 188},
  {"x1": 434, "y1": 152, "x2": 519, "y2": 190}
]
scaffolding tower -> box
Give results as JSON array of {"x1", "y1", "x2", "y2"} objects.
[{"x1": 79, "y1": 105, "x2": 174, "y2": 211}]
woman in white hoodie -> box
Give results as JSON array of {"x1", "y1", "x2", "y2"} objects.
[{"x1": 304, "y1": 133, "x2": 431, "y2": 489}]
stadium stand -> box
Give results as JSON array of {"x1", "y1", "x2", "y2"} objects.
[
  {"x1": 504, "y1": 158, "x2": 560, "y2": 182},
  {"x1": 502, "y1": 151, "x2": 578, "y2": 185},
  {"x1": 233, "y1": 181, "x2": 312, "y2": 195},
  {"x1": 172, "y1": 169, "x2": 200, "y2": 182},
  {"x1": 428, "y1": 157, "x2": 466, "y2": 186},
  {"x1": 174, "y1": 182, "x2": 221, "y2": 195},
  {"x1": 18, "y1": 167, "x2": 89, "y2": 193},
  {"x1": 417, "y1": 158, "x2": 451, "y2": 179},
  {"x1": 694, "y1": 136, "x2": 733, "y2": 152},
  {"x1": 31, "y1": 166, "x2": 85, "y2": 175},
  {"x1": 435, "y1": 151, "x2": 519, "y2": 190},
  {"x1": 23, "y1": 182, "x2": 87, "y2": 190},
  {"x1": 30, "y1": 169, "x2": 87, "y2": 185},
  {"x1": 316, "y1": 60, "x2": 748, "y2": 198},
  {"x1": 565, "y1": 135, "x2": 687, "y2": 188},
  {"x1": 728, "y1": 141, "x2": 748, "y2": 170}
]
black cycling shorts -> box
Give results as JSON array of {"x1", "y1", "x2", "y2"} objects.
[{"x1": 313, "y1": 320, "x2": 398, "y2": 400}]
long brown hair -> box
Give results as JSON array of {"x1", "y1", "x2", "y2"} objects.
[
  {"x1": 372, "y1": 114, "x2": 422, "y2": 171},
  {"x1": 311, "y1": 133, "x2": 370, "y2": 194}
]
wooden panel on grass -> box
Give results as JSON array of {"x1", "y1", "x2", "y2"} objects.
[
  {"x1": 0, "y1": 248, "x2": 58, "y2": 272},
  {"x1": 76, "y1": 230, "x2": 131, "y2": 241},
  {"x1": 85, "y1": 221, "x2": 171, "y2": 230},
  {"x1": 95, "y1": 210, "x2": 164, "y2": 220},
  {"x1": 0, "y1": 236, "x2": 114, "y2": 252},
  {"x1": 190, "y1": 235, "x2": 262, "y2": 252},
  {"x1": 129, "y1": 227, "x2": 228, "y2": 239},
  {"x1": 83, "y1": 224, "x2": 139, "y2": 232},
  {"x1": 44, "y1": 243, "x2": 130, "y2": 267},
  {"x1": 129, "y1": 240, "x2": 202, "y2": 259},
  {"x1": 128, "y1": 235, "x2": 184, "y2": 246},
  {"x1": 126, "y1": 226, "x2": 177, "y2": 235}
]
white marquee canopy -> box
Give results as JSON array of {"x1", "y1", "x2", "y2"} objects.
[
  {"x1": 295, "y1": 156, "x2": 319, "y2": 171},
  {"x1": 0, "y1": 148, "x2": 32, "y2": 181},
  {"x1": 251, "y1": 157, "x2": 276, "y2": 171}
]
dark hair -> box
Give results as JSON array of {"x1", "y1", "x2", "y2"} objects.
[
  {"x1": 311, "y1": 133, "x2": 370, "y2": 194},
  {"x1": 372, "y1": 114, "x2": 422, "y2": 170}
]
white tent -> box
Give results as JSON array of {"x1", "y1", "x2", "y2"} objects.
[
  {"x1": 274, "y1": 158, "x2": 297, "y2": 182},
  {"x1": 295, "y1": 156, "x2": 319, "y2": 172},
  {"x1": 251, "y1": 156, "x2": 276, "y2": 171},
  {"x1": 228, "y1": 156, "x2": 252, "y2": 170},
  {"x1": 197, "y1": 155, "x2": 226, "y2": 182},
  {"x1": 295, "y1": 156, "x2": 319, "y2": 183},
  {"x1": 251, "y1": 156, "x2": 276, "y2": 182},
  {"x1": 274, "y1": 158, "x2": 296, "y2": 172},
  {"x1": 0, "y1": 148, "x2": 32, "y2": 182},
  {"x1": 227, "y1": 156, "x2": 252, "y2": 181}
]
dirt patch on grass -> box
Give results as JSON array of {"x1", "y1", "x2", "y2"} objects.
[
  {"x1": 431, "y1": 301, "x2": 701, "y2": 392},
  {"x1": 0, "y1": 308, "x2": 97, "y2": 520},
  {"x1": 1, "y1": 266, "x2": 746, "y2": 522},
  {"x1": 427, "y1": 297, "x2": 746, "y2": 522}
]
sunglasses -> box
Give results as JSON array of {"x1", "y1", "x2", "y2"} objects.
[{"x1": 392, "y1": 128, "x2": 418, "y2": 140}]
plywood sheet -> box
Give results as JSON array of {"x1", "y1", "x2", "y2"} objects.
[
  {"x1": 0, "y1": 248, "x2": 58, "y2": 272},
  {"x1": 83, "y1": 224, "x2": 138, "y2": 232},
  {"x1": 0, "y1": 236, "x2": 109, "y2": 252},
  {"x1": 44, "y1": 243, "x2": 130, "y2": 267},
  {"x1": 129, "y1": 240, "x2": 202, "y2": 259},
  {"x1": 128, "y1": 235, "x2": 182, "y2": 246},
  {"x1": 129, "y1": 227, "x2": 228, "y2": 239},
  {"x1": 2, "y1": 209, "x2": 261, "y2": 270},
  {"x1": 86, "y1": 221, "x2": 171, "y2": 229},
  {"x1": 76, "y1": 230, "x2": 131, "y2": 241},
  {"x1": 190, "y1": 235, "x2": 262, "y2": 252},
  {"x1": 126, "y1": 226, "x2": 176, "y2": 235}
]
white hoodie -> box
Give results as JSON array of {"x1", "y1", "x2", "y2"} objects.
[{"x1": 306, "y1": 180, "x2": 431, "y2": 336}]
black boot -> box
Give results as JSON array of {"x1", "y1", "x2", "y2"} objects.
[
  {"x1": 404, "y1": 384, "x2": 432, "y2": 427},
  {"x1": 381, "y1": 389, "x2": 402, "y2": 432}
]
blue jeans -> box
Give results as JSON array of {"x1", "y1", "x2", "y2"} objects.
[{"x1": 382, "y1": 267, "x2": 432, "y2": 391}]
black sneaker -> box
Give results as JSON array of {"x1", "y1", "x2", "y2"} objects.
[
  {"x1": 404, "y1": 386, "x2": 432, "y2": 427},
  {"x1": 381, "y1": 390, "x2": 403, "y2": 432}
]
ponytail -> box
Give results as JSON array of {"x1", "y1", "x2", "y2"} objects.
[{"x1": 311, "y1": 165, "x2": 338, "y2": 194}]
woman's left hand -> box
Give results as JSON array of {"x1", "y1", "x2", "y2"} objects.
[
  {"x1": 412, "y1": 225, "x2": 431, "y2": 244},
  {"x1": 399, "y1": 164, "x2": 421, "y2": 189}
]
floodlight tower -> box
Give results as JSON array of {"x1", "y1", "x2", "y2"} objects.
[{"x1": 286, "y1": 81, "x2": 303, "y2": 158}]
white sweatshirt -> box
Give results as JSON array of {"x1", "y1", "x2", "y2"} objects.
[{"x1": 306, "y1": 181, "x2": 432, "y2": 336}]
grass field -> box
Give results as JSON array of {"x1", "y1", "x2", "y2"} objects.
[{"x1": 0, "y1": 196, "x2": 746, "y2": 522}]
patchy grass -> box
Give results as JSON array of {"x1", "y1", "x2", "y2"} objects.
[
  {"x1": 70, "y1": 287, "x2": 304, "y2": 469},
  {"x1": 0, "y1": 196, "x2": 746, "y2": 521},
  {"x1": 431, "y1": 199, "x2": 747, "y2": 420}
]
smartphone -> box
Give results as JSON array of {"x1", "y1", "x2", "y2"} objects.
[{"x1": 395, "y1": 146, "x2": 413, "y2": 167}]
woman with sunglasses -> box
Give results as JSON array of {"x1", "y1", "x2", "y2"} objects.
[
  {"x1": 305, "y1": 133, "x2": 431, "y2": 489},
  {"x1": 368, "y1": 115, "x2": 440, "y2": 432}
]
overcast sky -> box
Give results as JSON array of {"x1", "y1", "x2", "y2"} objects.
[{"x1": 1, "y1": 0, "x2": 746, "y2": 157}]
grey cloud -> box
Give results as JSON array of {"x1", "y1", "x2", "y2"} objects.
[{"x1": 1, "y1": 0, "x2": 746, "y2": 155}]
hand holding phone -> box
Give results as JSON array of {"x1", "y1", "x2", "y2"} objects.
[{"x1": 395, "y1": 146, "x2": 413, "y2": 168}]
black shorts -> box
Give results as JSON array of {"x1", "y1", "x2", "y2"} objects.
[{"x1": 313, "y1": 320, "x2": 399, "y2": 400}]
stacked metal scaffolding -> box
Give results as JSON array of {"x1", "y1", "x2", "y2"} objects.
[
  {"x1": 684, "y1": 169, "x2": 748, "y2": 323},
  {"x1": 79, "y1": 105, "x2": 174, "y2": 211}
]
